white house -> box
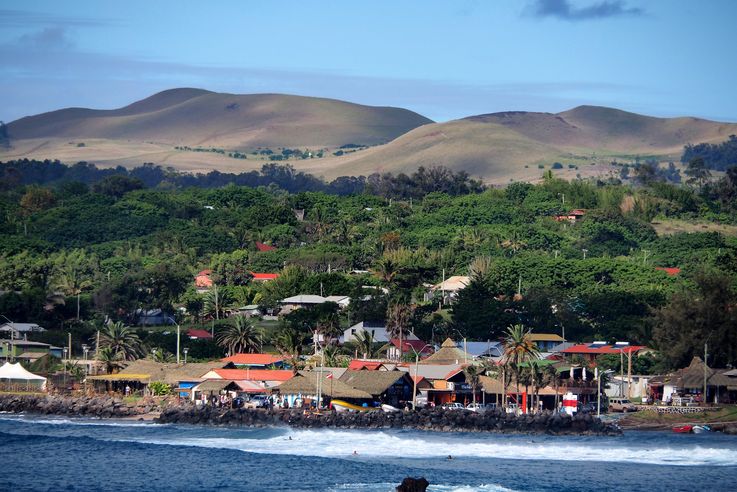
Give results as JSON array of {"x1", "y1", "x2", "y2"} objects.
[
  {"x1": 342, "y1": 321, "x2": 419, "y2": 344},
  {"x1": 0, "y1": 322, "x2": 45, "y2": 337}
]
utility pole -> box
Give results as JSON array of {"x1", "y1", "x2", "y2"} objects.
[
  {"x1": 703, "y1": 341, "x2": 708, "y2": 405},
  {"x1": 627, "y1": 349, "x2": 633, "y2": 400},
  {"x1": 582, "y1": 249, "x2": 588, "y2": 260}
]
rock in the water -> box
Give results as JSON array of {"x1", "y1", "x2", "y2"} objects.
[{"x1": 396, "y1": 477, "x2": 429, "y2": 492}]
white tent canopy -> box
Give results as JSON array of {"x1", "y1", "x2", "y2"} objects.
[{"x1": 0, "y1": 362, "x2": 47, "y2": 389}]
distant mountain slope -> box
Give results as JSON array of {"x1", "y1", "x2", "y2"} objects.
[
  {"x1": 311, "y1": 106, "x2": 737, "y2": 182},
  {"x1": 7, "y1": 88, "x2": 434, "y2": 148}
]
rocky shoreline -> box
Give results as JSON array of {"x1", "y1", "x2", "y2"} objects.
[{"x1": 0, "y1": 394, "x2": 622, "y2": 435}]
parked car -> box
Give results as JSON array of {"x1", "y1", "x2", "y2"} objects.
[
  {"x1": 577, "y1": 402, "x2": 597, "y2": 414},
  {"x1": 608, "y1": 398, "x2": 637, "y2": 413},
  {"x1": 441, "y1": 402, "x2": 465, "y2": 410},
  {"x1": 245, "y1": 395, "x2": 269, "y2": 409},
  {"x1": 466, "y1": 403, "x2": 487, "y2": 413}
]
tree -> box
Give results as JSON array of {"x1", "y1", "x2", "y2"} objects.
[
  {"x1": 353, "y1": 329, "x2": 380, "y2": 359},
  {"x1": 653, "y1": 269, "x2": 737, "y2": 369},
  {"x1": 97, "y1": 321, "x2": 144, "y2": 361},
  {"x1": 502, "y1": 324, "x2": 540, "y2": 412},
  {"x1": 96, "y1": 347, "x2": 125, "y2": 375},
  {"x1": 54, "y1": 249, "x2": 97, "y2": 320},
  {"x1": 217, "y1": 316, "x2": 262, "y2": 355},
  {"x1": 92, "y1": 175, "x2": 144, "y2": 198},
  {"x1": 684, "y1": 157, "x2": 712, "y2": 191},
  {"x1": 386, "y1": 303, "x2": 413, "y2": 359},
  {"x1": 273, "y1": 328, "x2": 307, "y2": 375},
  {"x1": 464, "y1": 364, "x2": 482, "y2": 405},
  {"x1": 203, "y1": 284, "x2": 233, "y2": 320}
]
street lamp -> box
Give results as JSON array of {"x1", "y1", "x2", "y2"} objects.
[
  {"x1": 82, "y1": 344, "x2": 89, "y2": 375},
  {"x1": 409, "y1": 344, "x2": 433, "y2": 410},
  {"x1": 166, "y1": 316, "x2": 181, "y2": 364},
  {"x1": 0, "y1": 314, "x2": 15, "y2": 362},
  {"x1": 183, "y1": 347, "x2": 189, "y2": 365}
]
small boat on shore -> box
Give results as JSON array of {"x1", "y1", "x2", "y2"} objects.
[
  {"x1": 381, "y1": 404, "x2": 401, "y2": 413},
  {"x1": 692, "y1": 425, "x2": 711, "y2": 434},
  {"x1": 331, "y1": 400, "x2": 377, "y2": 413},
  {"x1": 672, "y1": 425, "x2": 693, "y2": 433}
]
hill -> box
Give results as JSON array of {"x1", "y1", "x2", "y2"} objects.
[
  {"x1": 308, "y1": 106, "x2": 737, "y2": 183},
  {"x1": 4, "y1": 92, "x2": 737, "y2": 183},
  {"x1": 5, "y1": 88, "x2": 433, "y2": 149}
]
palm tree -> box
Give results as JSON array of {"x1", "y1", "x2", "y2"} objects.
[
  {"x1": 273, "y1": 328, "x2": 307, "y2": 375},
  {"x1": 97, "y1": 321, "x2": 143, "y2": 361},
  {"x1": 97, "y1": 347, "x2": 125, "y2": 375},
  {"x1": 386, "y1": 303, "x2": 413, "y2": 359},
  {"x1": 150, "y1": 348, "x2": 175, "y2": 363},
  {"x1": 203, "y1": 284, "x2": 233, "y2": 320},
  {"x1": 54, "y1": 250, "x2": 95, "y2": 320},
  {"x1": 374, "y1": 256, "x2": 399, "y2": 287},
  {"x1": 464, "y1": 364, "x2": 482, "y2": 405},
  {"x1": 322, "y1": 345, "x2": 341, "y2": 367},
  {"x1": 502, "y1": 324, "x2": 540, "y2": 412},
  {"x1": 217, "y1": 316, "x2": 262, "y2": 355},
  {"x1": 353, "y1": 329, "x2": 380, "y2": 359},
  {"x1": 528, "y1": 360, "x2": 547, "y2": 413}
]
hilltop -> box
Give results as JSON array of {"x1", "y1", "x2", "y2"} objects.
[
  {"x1": 3, "y1": 90, "x2": 737, "y2": 183},
  {"x1": 309, "y1": 106, "x2": 737, "y2": 183}
]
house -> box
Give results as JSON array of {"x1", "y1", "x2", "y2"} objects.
[
  {"x1": 347, "y1": 360, "x2": 395, "y2": 371},
  {"x1": 187, "y1": 329, "x2": 213, "y2": 340},
  {"x1": 279, "y1": 294, "x2": 328, "y2": 314},
  {"x1": 199, "y1": 368, "x2": 293, "y2": 390},
  {"x1": 251, "y1": 272, "x2": 279, "y2": 282},
  {"x1": 194, "y1": 269, "x2": 213, "y2": 291},
  {"x1": 339, "y1": 370, "x2": 414, "y2": 407},
  {"x1": 418, "y1": 338, "x2": 472, "y2": 365},
  {"x1": 276, "y1": 371, "x2": 372, "y2": 408},
  {"x1": 648, "y1": 357, "x2": 736, "y2": 404},
  {"x1": 405, "y1": 363, "x2": 470, "y2": 406},
  {"x1": 86, "y1": 361, "x2": 225, "y2": 395},
  {"x1": 0, "y1": 322, "x2": 46, "y2": 337},
  {"x1": 234, "y1": 305, "x2": 261, "y2": 317},
  {"x1": 134, "y1": 309, "x2": 172, "y2": 326},
  {"x1": 426, "y1": 275, "x2": 470, "y2": 302},
  {"x1": 655, "y1": 267, "x2": 681, "y2": 276},
  {"x1": 560, "y1": 341, "x2": 646, "y2": 364},
  {"x1": 464, "y1": 341, "x2": 504, "y2": 360},
  {"x1": 0, "y1": 340, "x2": 61, "y2": 363},
  {"x1": 325, "y1": 295, "x2": 351, "y2": 308},
  {"x1": 221, "y1": 353, "x2": 285, "y2": 369},
  {"x1": 255, "y1": 241, "x2": 277, "y2": 252},
  {"x1": 386, "y1": 338, "x2": 433, "y2": 361},
  {"x1": 191, "y1": 379, "x2": 267, "y2": 402},
  {"x1": 527, "y1": 333, "x2": 566, "y2": 352},
  {"x1": 342, "y1": 321, "x2": 419, "y2": 344},
  {"x1": 554, "y1": 209, "x2": 586, "y2": 222}
]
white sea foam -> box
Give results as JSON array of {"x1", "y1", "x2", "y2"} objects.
[
  {"x1": 0, "y1": 415, "x2": 156, "y2": 427},
  {"x1": 128, "y1": 428, "x2": 737, "y2": 467},
  {"x1": 329, "y1": 483, "x2": 515, "y2": 492}
]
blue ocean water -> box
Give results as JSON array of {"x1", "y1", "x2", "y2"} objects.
[{"x1": 1, "y1": 414, "x2": 736, "y2": 492}]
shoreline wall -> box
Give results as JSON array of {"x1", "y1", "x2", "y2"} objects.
[
  {"x1": 158, "y1": 403, "x2": 621, "y2": 435},
  {"x1": 0, "y1": 394, "x2": 621, "y2": 435}
]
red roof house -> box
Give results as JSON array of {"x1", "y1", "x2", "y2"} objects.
[
  {"x1": 561, "y1": 342, "x2": 646, "y2": 363},
  {"x1": 221, "y1": 353, "x2": 285, "y2": 367},
  {"x1": 347, "y1": 360, "x2": 385, "y2": 371},
  {"x1": 187, "y1": 329, "x2": 213, "y2": 339},
  {"x1": 255, "y1": 242, "x2": 277, "y2": 252},
  {"x1": 251, "y1": 272, "x2": 279, "y2": 282},
  {"x1": 194, "y1": 269, "x2": 213, "y2": 289},
  {"x1": 207, "y1": 368, "x2": 294, "y2": 382}
]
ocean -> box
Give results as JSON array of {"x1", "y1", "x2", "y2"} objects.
[{"x1": 1, "y1": 414, "x2": 736, "y2": 491}]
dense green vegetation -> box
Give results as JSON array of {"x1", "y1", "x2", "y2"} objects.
[{"x1": 1, "y1": 160, "x2": 737, "y2": 370}]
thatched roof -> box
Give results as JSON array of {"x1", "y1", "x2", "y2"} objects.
[
  {"x1": 276, "y1": 372, "x2": 372, "y2": 399},
  {"x1": 87, "y1": 360, "x2": 224, "y2": 385},
  {"x1": 670, "y1": 357, "x2": 733, "y2": 389},
  {"x1": 419, "y1": 338, "x2": 471, "y2": 365},
  {"x1": 339, "y1": 370, "x2": 410, "y2": 396}
]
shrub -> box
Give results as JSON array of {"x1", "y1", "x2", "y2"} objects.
[
  {"x1": 552, "y1": 162, "x2": 563, "y2": 169},
  {"x1": 149, "y1": 381, "x2": 171, "y2": 396}
]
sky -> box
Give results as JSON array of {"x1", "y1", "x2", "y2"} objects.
[{"x1": 1, "y1": 0, "x2": 736, "y2": 123}]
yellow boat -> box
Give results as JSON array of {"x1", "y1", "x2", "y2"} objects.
[{"x1": 331, "y1": 399, "x2": 377, "y2": 412}]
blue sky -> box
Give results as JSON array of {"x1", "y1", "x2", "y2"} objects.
[{"x1": 1, "y1": 0, "x2": 736, "y2": 122}]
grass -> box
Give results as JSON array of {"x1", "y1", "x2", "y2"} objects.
[
  {"x1": 651, "y1": 218, "x2": 737, "y2": 237},
  {"x1": 621, "y1": 406, "x2": 737, "y2": 428}
]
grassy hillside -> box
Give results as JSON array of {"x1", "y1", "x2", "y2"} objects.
[
  {"x1": 5, "y1": 93, "x2": 737, "y2": 184},
  {"x1": 6, "y1": 88, "x2": 433, "y2": 149}
]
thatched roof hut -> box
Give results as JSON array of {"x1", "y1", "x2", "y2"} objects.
[
  {"x1": 87, "y1": 360, "x2": 224, "y2": 385},
  {"x1": 419, "y1": 338, "x2": 471, "y2": 365},
  {"x1": 338, "y1": 370, "x2": 412, "y2": 397},
  {"x1": 276, "y1": 372, "x2": 372, "y2": 399}
]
